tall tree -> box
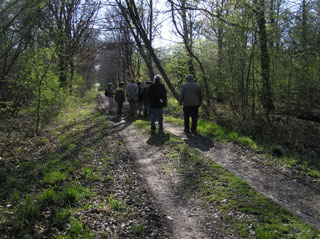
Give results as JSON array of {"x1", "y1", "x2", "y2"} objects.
[
  {"x1": 0, "y1": 0, "x2": 42, "y2": 112},
  {"x1": 115, "y1": 0, "x2": 179, "y2": 100},
  {"x1": 253, "y1": 0, "x2": 274, "y2": 114},
  {"x1": 41, "y1": 0, "x2": 100, "y2": 91},
  {"x1": 169, "y1": 0, "x2": 211, "y2": 110}
]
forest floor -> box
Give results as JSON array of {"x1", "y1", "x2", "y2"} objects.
[
  {"x1": 98, "y1": 92, "x2": 320, "y2": 238},
  {"x1": 0, "y1": 91, "x2": 319, "y2": 238}
]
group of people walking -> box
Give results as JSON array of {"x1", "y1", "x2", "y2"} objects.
[{"x1": 104, "y1": 74, "x2": 201, "y2": 135}]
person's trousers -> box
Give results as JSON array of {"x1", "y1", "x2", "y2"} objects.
[
  {"x1": 108, "y1": 97, "x2": 114, "y2": 112},
  {"x1": 150, "y1": 107, "x2": 164, "y2": 130},
  {"x1": 183, "y1": 106, "x2": 199, "y2": 131},
  {"x1": 137, "y1": 101, "x2": 143, "y2": 115},
  {"x1": 143, "y1": 100, "x2": 150, "y2": 116},
  {"x1": 117, "y1": 101, "x2": 123, "y2": 115},
  {"x1": 129, "y1": 100, "x2": 137, "y2": 116}
]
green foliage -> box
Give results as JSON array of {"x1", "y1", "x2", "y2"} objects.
[
  {"x1": 107, "y1": 195, "x2": 128, "y2": 212},
  {"x1": 131, "y1": 224, "x2": 147, "y2": 236},
  {"x1": 14, "y1": 194, "x2": 40, "y2": 230},
  {"x1": 166, "y1": 97, "x2": 182, "y2": 116},
  {"x1": 307, "y1": 170, "x2": 320, "y2": 178},
  {"x1": 165, "y1": 116, "x2": 258, "y2": 149},
  {"x1": 40, "y1": 187, "x2": 57, "y2": 205},
  {"x1": 53, "y1": 207, "x2": 74, "y2": 226},
  {"x1": 36, "y1": 137, "x2": 50, "y2": 146},
  {"x1": 82, "y1": 167, "x2": 103, "y2": 181},
  {"x1": 69, "y1": 216, "x2": 84, "y2": 236},
  {"x1": 55, "y1": 210, "x2": 94, "y2": 238},
  {"x1": 280, "y1": 157, "x2": 298, "y2": 169},
  {"x1": 163, "y1": 44, "x2": 189, "y2": 86},
  {"x1": 271, "y1": 145, "x2": 286, "y2": 157},
  {"x1": 62, "y1": 184, "x2": 87, "y2": 205},
  {"x1": 21, "y1": 45, "x2": 64, "y2": 124},
  {"x1": 43, "y1": 170, "x2": 66, "y2": 184}
]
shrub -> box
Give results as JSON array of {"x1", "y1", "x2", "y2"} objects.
[{"x1": 271, "y1": 145, "x2": 286, "y2": 157}]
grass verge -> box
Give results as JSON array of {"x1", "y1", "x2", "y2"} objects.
[
  {"x1": 134, "y1": 119, "x2": 320, "y2": 238},
  {"x1": 0, "y1": 90, "x2": 168, "y2": 238},
  {"x1": 164, "y1": 114, "x2": 320, "y2": 179}
]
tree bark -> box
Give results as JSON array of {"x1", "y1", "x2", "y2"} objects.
[
  {"x1": 116, "y1": 0, "x2": 179, "y2": 100},
  {"x1": 253, "y1": 0, "x2": 274, "y2": 112}
]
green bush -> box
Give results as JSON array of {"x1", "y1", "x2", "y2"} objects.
[{"x1": 271, "y1": 145, "x2": 286, "y2": 157}]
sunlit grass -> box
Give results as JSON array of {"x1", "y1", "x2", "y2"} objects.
[
  {"x1": 43, "y1": 170, "x2": 66, "y2": 184},
  {"x1": 160, "y1": 133, "x2": 319, "y2": 238},
  {"x1": 107, "y1": 195, "x2": 130, "y2": 212},
  {"x1": 308, "y1": 170, "x2": 320, "y2": 178},
  {"x1": 165, "y1": 116, "x2": 258, "y2": 149},
  {"x1": 132, "y1": 118, "x2": 320, "y2": 237},
  {"x1": 165, "y1": 104, "x2": 320, "y2": 178}
]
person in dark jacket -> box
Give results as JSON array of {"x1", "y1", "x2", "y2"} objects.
[
  {"x1": 115, "y1": 82, "x2": 126, "y2": 117},
  {"x1": 141, "y1": 80, "x2": 151, "y2": 117},
  {"x1": 105, "y1": 83, "x2": 115, "y2": 114},
  {"x1": 179, "y1": 74, "x2": 202, "y2": 134},
  {"x1": 148, "y1": 75, "x2": 167, "y2": 134}
]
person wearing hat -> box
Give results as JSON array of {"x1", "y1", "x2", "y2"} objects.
[
  {"x1": 126, "y1": 79, "x2": 139, "y2": 116},
  {"x1": 141, "y1": 79, "x2": 151, "y2": 117},
  {"x1": 148, "y1": 75, "x2": 167, "y2": 134},
  {"x1": 179, "y1": 74, "x2": 202, "y2": 134},
  {"x1": 105, "y1": 83, "x2": 115, "y2": 114},
  {"x1": 115, "y1": 82, "x2": 126, "y2": 117}
]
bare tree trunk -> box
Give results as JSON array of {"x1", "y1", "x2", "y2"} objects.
[
  {"x1": 253, "y1": 0, "x2": 274, "y2": 114},
  {"x1": 116, "y1": 0, "x2": 179, "y2": 100}
]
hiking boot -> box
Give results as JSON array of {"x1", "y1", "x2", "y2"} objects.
[{"x1": 191, "y1": 130, "x2": 198, "y2": 134}]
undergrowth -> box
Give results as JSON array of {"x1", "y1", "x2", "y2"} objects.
[{"x1": 0, "y1": 90, "x2": 166, "y2": 238}]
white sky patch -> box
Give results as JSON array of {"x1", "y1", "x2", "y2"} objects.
[{"x1": 154, "y1": 0, "x2": 179, "y2": 48}]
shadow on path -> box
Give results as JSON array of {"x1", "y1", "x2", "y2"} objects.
[{"x1": 184, "y1": 133, "x2": 214, "y2": 151}]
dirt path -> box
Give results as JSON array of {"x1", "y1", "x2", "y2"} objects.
[
  {"x1": 164, "y1": 123, "x2": 320, "y2": 230},
  {"x1": 100, "y1": 92, "x2": 320, "y2": 235},
  {"x1": 100, "y1": 93, "x2": 212, "y2": 238},
  {"x1": 118, "y1": 124, "x2": 211, "y2": 239}
]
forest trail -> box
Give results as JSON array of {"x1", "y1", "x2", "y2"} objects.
[
  {"x1": 119, "y1": 124, "x2": 210, "y2": 239},
  {"x1": 99, "y1": 93, "x2": 210, "y2": 238},
  {"x1": 164, "y1": 124, "x2": 320, "y2": 230},
  {"x1": 99, "y1": 92, "x2": 320, "y2": 236}
]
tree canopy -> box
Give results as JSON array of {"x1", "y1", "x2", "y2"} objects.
[{"x1": 1, "y1": 0, "x2": 320, "y2": 131}]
